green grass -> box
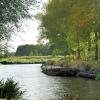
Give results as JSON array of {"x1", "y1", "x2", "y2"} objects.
[
  {"x1": 0, "y1": 56, "x2": 61, "y2": 64},
  {"x1": 0, "y1": 56, "x2": 99, "y2": 70}
]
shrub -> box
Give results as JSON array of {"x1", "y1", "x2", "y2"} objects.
[
  {"x1": 95, "y1": 74, "x2": 100, "y2": 80},
  {"x1": 0, "y1": 78, "x2": 24, "y2": 100}
]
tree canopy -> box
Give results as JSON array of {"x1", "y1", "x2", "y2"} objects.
[
  {"x1": 15, "y1": 43, "x2": 66, "y2": 56},
  {"x1": 15, "y1": 44, "x2": 53, "y2": 56},
  {"x1": 39, "y1": 0, "x2": 100, "y2": 60},
  {"x1": 0, "y1": 0, "x2": 36, "y2": 51}
]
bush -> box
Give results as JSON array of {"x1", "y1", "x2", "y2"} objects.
[
  {"x1": 0, "y1": 78, "x2": 24, "y2": 100},
  {"x1": 96, "y1": 74, "x2": 100, "y2": 80}
]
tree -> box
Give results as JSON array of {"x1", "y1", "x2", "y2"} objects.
[
  {"x1": 0, "y1": 0, "x2": 36, "y2": 51},
  {"x1": 38, "y1": 0, "x2": 71, "y2": 55},
  {"x1": 39, "y1": 0, "x2": 100, "y2": 60},
  {"x1": 15, "y1": 43, "x2": 65, "y2": 56},
  {"x1": 15, "y1": 44, "x2": 35, "y2": 56},
  {"x1": 69, "y1": 0, "x2": 100, "y2": 60}
]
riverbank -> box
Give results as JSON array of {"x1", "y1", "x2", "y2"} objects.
[
  {"x1": 41, "y1": 60, "x2": 100, "y2": 80},
  {"x1": 1, "y1": 56, "x2": 100, "y2": 80},
  {"x1": 0, "y1": 56, "x2": 61, "y2": 64},
  {"x1": 1, "y1": 64, "x2": 100, "y2": 99}
]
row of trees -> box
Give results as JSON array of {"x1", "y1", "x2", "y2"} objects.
[
  {"x1": 15, "y1": 43, "x2": 66, "y2": 56},
  {"x1": 38, "y1": 0, "x2": 100, "y2": 61}
]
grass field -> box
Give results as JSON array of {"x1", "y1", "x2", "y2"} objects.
[
  {"x1": 0, "y1": 56, "x2": 99, "y2": 70},
  {"x1": 0, "y1": 56, "x2": 62, "y2": 64}
]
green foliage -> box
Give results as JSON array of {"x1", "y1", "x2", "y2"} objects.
[
  {"x1": 0, "y1": 78, "x2": 24, "y2": 100},
  {"x1": 39, "y1": 0, "x2": 100, "y2": 61},
  {"x1": 0, "y1": 0, "x2": 36, "y2": 51},
  {"x1": 96, "y1": 74, "x2": 100, "y2": 80},
  {"x1": 45, "y1": 56, "x2": 70, "y2": 67},
  {"x1": 15, "y1": 43, "x2": 66, "y2": 56},
  {"x1": 88, "y1": 60, "x2": 100, "y2": 68},
  {"x1": 15, "y1": 44, "x2": 52, "y2": 56}
]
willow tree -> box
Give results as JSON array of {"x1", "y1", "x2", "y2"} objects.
[
  {"x1": 68, "y1": 0, "x2": 100, "y2": 59},
  {"x1": 39, "y1": 0, "x2": 100, "y2": 60},
  {"x1": 94, "y1": 0, "x2": 100, "y2": 60},
  {"x1": 39, "y1": 0, "x2": 71, "y2": 53},
  {"x1": 0, "y1": 0, "x2": 36, "y2": 51}
]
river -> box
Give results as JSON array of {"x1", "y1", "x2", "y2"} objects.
[{"x1": 0, "y1": 64, "x2": 100, "y2": 100}]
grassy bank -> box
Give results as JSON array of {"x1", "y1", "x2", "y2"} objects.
[
  {"x1": 0, "y1": 56, "x2": 99, "y2": 71},
  {"x1": 45, "y1": 56, "x2": 100, "y2": 69},
  {"x1": 0, "y1": 56, "x2": 61, "y2": 64},
  {"x1": 42, "y1": 57, "x2": 100, "y2": 80},
  {"x1": 0, "y1": 55, "x2": 99, "y2": 67}
]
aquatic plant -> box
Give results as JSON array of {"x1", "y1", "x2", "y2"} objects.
[{"x1": 0, "y1": 78, "x2": 24, "y2": 100}]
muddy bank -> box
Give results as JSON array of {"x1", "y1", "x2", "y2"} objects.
[{"x1": 41, "y1": 64, "x2": 100, "y2": 80}]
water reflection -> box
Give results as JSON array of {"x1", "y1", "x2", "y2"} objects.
[{"x1": 0, "y1": 64, "x2": 100, "y2": 100}]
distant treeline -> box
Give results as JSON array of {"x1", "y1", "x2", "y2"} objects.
[{"x1": 15, "y1": 44, "x2": 65, "y2": 56}]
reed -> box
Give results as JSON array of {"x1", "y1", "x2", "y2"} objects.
[
  {"x1": 61, "y1": 94, "x2": 80, "y2": 100},
  {"x1": 0, "y1": 78, "x2": 24, "y2": 100}
]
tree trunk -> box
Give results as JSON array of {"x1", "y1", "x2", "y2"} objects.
[
  {"x1": 77, "y1": 39, "x2": 81, "y2": 59},
  {"x1": 88, "y1": 33, "x2": 91, "y2": 51},
  {"x1": 95, "y1": 32, "x2": 98, "y2": 61}
]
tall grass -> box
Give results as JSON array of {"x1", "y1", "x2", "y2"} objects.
[
  {"x1": 61, "y1": 94, "x2": 80, "y2": 100},
  {"x1": 0, "y1": 78, "x2": 24, "y2": 100},
  {"x1": 0, "y1": 56, "x2": 61, "y2": 64}
]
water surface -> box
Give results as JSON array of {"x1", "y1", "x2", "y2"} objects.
[{"x1": 0, "y1": 64, "x2": 100, "y2": 100}]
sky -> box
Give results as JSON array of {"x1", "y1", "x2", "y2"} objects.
[
  {"x1": 10, "y1": 20, "x2": 40, "y2": 52},
  {"x1": 10, "y1": 0, "x2": 48, "y2": 52}
]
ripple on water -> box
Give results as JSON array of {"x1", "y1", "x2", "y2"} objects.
[{"x1": 0, "y1": 64, "x2": 100, "y2": 100}]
